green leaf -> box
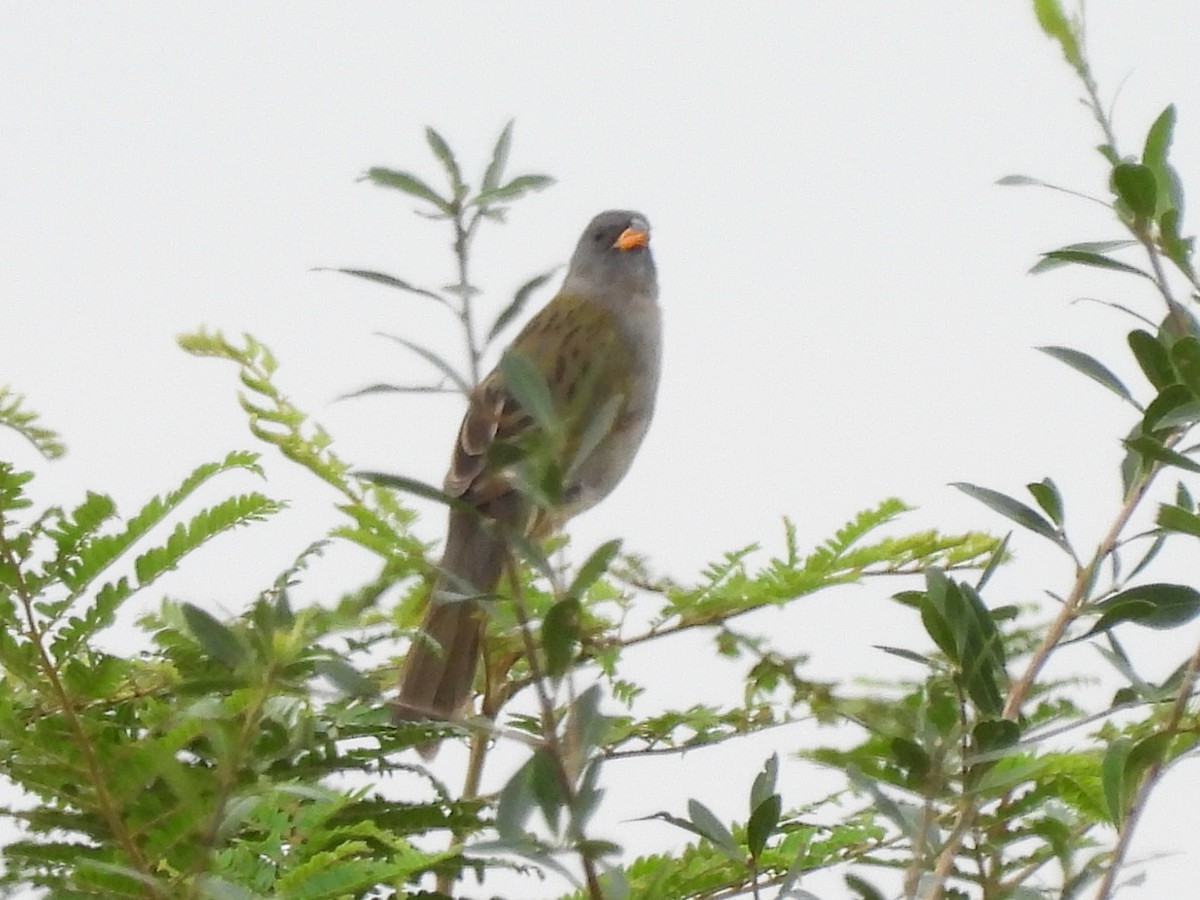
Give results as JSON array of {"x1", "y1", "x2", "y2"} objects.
[
  {"x1": 354, "y1": 471, "x2": 475, "y2": 515},
  {"x1": 1129, "y1": 329, "x2": 1176, "y2": 390},
  {"x1": 496, "y1": 754, "x2": 537, "y2": 838},
  {"x1": 317, "y1": 268, "x2": 444, "y2": 304},
  {"x1": 1159, "y1": 502, "x2": 1200, "y2": 539},
  {"x1": 1142, "y1": 384, "x2": 1195, "y2": 431},
  {"x1": 476, "y1": 174, "x2": 555, "y2": 206},
  {"x1": 874, "y1": 645, "x2": 934, "y2": 667},
  {"x1": 1030, "y1": 250, "x2": 1151, "y2": 280},
  {"x1": 1143, "y1": 105, "x2": 1182, "y2": 216},
  {"x1": 363, "y1": 166, "x2": 451, "y2": 212},
  {"x1": 566, "y1": 685, "x2": 610, "y2": 763},
  {"x1": 568, "y1": 393, "x2": 624, "y2": 482},
  {"x1": 376, "y1": 332, "x2": 472, "y2": 395},
  {"x1": 1037, "y1": 346, "x2": 1137, "y2": 408},
  {"x1": 1126, "y1": 732, "x2": 1172, "y2": 784},
  {"x1": 1159, "y1": 208, "x2": 1195, "y2": 280},
  {"x1": 499, "y1": 352, "x2": 557, "y2": 435},
  {"x1": 686, "y1": 799, "x2": 740, "y2": 862},
  {"x1": 1112, "y1": 163, "x2": 1158, "y2": 220},
  {"x1": 750, "y1": 754, "x2": 779, "y2": 813},
  {"x1": 1088, "y1": 583, "x2": 1200, "y2": 635},
  {"x1": 541, "y1": 597, "x2": 581, "y2": 678},
  {"x1": 181, "y1": 603, "x2": 245, "y2": 667},
  {"x1": 131, "y1": 492, "x2": 281, "y2": 586},
  {"x1": 481, "y1": 120, "x2": 514, "y2": 194},
  {"x1": 846, "y1": 873, "x2": 887, "y2": 900},
  {"x1": 976, "y1": 531, "x2": 1010, "y2": 591},
  {"x1": 951, "y1": 482, "x2": 1066, "y2": 550},
  {"x1": 1102, "y1": 738, "x2": 1132, "y2": 824},
  {"x1": 746, "y1": 793, "x2": 781, "y2": 861},
  {"x1": 1124, "y1": 436, "x2": 1200, "y2": 475},
  {"x1": 890, "y1": 737, "x2": 930, "y2": 785},
  {"x1": 488, "y1": 267, "x2": 560, "y2": 342},
  {"x1": 425, "y1": 126, "x2": 464, "y2": 201},
  {"x1": 1033, "y1": 0, "x2": 1082, "y2": 70},
  {"x1": 1169, "y1": 336, "x2": 1200, "y2": 397},
  {"x1": 0, "y1": 387, "x2": 67, "y2": 459},
  {"x1": 530, "y1": 748, "x2": 564, "y2": 831},
  {"x1": 1025, "y1": 478, "x2": 1063, "y2": 525},
  {"x1": 565, "y1": 539, "x2": 622, "y2": 603},
  {"x1": 972, "y1": 718, "x2": 1020, "y2": 759},
  {"x1": 314, "y1": 656, "x2": 379, "y2": 698}
]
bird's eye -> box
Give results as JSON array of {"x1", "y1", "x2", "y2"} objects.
[{"x1": 593, "y1": 230, "x2": 606, "y2": 243}]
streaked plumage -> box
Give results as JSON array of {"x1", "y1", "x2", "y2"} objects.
[{"x1": 395, "y1": 210, "x2": 661, "y2": 731}]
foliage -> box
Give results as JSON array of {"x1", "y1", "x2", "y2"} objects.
[{"x1": 4, "y1": 5, "x2": 1200, "y2": 898}]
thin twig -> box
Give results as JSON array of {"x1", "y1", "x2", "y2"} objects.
[
  {"x1": 1094, "y1": 635, "x2": 1200, "y2": 900},
  {"x1": 503, "y1": 554, "x2": 606, "y2": 900},
  {"x1": 1002, "y1": 457, "x2": 1165, "y2": 720},
  {"x1": 0, "y1": 534, "x2": 161, "y2": 897}
]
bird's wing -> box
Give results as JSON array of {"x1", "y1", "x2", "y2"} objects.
[{"x1": 442, "y1": 292, "x2": 629, "y2": 509}]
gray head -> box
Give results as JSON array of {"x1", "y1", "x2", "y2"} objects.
[{"x1": 563, "y1": 210, "x2": 657, "y2": 299}]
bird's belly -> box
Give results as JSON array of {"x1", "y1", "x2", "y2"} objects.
[{"x1": 563, "y1": 403, "x2": 654, "y2": 516}]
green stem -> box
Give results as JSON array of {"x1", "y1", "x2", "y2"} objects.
[
  {"x1": 1094, "y1": 635, "x2": 1200, "y2": 900},
  {"x1": 0, "y1": 533, "x2": 161, "y2": 897}
]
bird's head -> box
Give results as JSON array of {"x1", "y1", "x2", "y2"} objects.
[{"x1": 564, "y1": 209, "x2": 657, "y2": 300}]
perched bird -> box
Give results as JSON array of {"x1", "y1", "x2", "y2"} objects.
[{"x1": 396, "y1": 210, "x2": 661, "y2": 725}]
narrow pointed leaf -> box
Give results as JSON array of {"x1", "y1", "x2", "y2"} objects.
[
  {"x1": 476, "y1": 174, "x2": 555, "y2": 206},
  {"x1": 1037, "y1": 346, "x2": 1136, "y2": 407},
  {"x1": 488, "y1": 267, "x2": 560, "y2": 342},
  {"x1": 317, "y1": 268, "x2": 445, "y2": 304},
  {"x1": 314, "y1": 656, "x2": 379, "y2": 698},
  {"x1": 364, "y1": 167, "x2": 450, "y2": 212},
  {"x1": 1143, "y1": 105, "x2": 1183, "y2": 216},
  {"x1": 686, "y1": 799, "x2": 740, "y2": 861},
  {"x1": 750, "y1": 754, "x2": 779, "y2": 813},
  {"x1": 482, "y1": 120, "x2": 514, "y2": 193},
  {"x1": 846, "y1": 874, "x2": 887, "y2": 900},
  {"x1": 355, "y1": 471, "x2": 476, "y2": 515},
  {"x1": 976, "y1": 532, "x2": 1010, "y2": 591},
  {"x1": 1102, "y1": 738, "x2": 1132, "y2": 824},
  {"x1": 568, "y1": 393, "x2": 624, "y2": 481},
  {"x1": 376, "y1": 332, "x2": 472, "y2": 395},
  {"x1": 337, "y1": 382, "x2": 455, "y2": 401},
  {"x1": 875, "y1": 645, "x2": 934, "y2": 667},
  {"x1": 565, "y1": 539, "x2": 622, "y2": 603},
  {"x1": 425, "y1": 126, "x2": 464, "y2": 199},
  {"x1": 1031, "y1": 250, "x2": 1151, "y2": 280},
  {"x1": 496, "y1": 755, "x2": 537, "y2": 838},
  {"x1": 1124, "y1": 436, "x2": 1200, "y2": 475},
  {"x1": 1159, "y1": 208, "x2": 1194, "y2": 280},
  {"x1": 1033, "y1": 0, "x2": 1083, "y2": 69},
  {"x1": 499, "y1": 353, "x2": 557, "y2": 434},
  {"x1": 181, "y1": 603, "x2": 244, "y2": 667},
  {"x1": 952, "y1": 482, "x2": 1065, "y2": 548}
]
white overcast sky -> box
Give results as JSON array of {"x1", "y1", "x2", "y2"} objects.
[{"x1": 5, "y1": 4, "x2": 1200, "y2": 898}]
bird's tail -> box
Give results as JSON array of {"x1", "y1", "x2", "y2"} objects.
[{"x1": 395, "y1": 506, "x2": 508, "y2": 725}]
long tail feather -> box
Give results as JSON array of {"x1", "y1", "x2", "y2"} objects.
[{"x1": 395, "y1": 506, "x2": 508, "y2": 726}]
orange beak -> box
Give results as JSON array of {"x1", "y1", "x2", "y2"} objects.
[{"x1": 613, "y1": 226, "x2": 649, "y2": 250}]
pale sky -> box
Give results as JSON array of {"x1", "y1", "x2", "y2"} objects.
[{"x1": 4, "y1": 4, "x2": 1200, "y2": 898}]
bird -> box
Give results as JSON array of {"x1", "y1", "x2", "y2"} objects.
[{"x1": 395, "y1": 209, "x2": 661, "y2": 729}]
